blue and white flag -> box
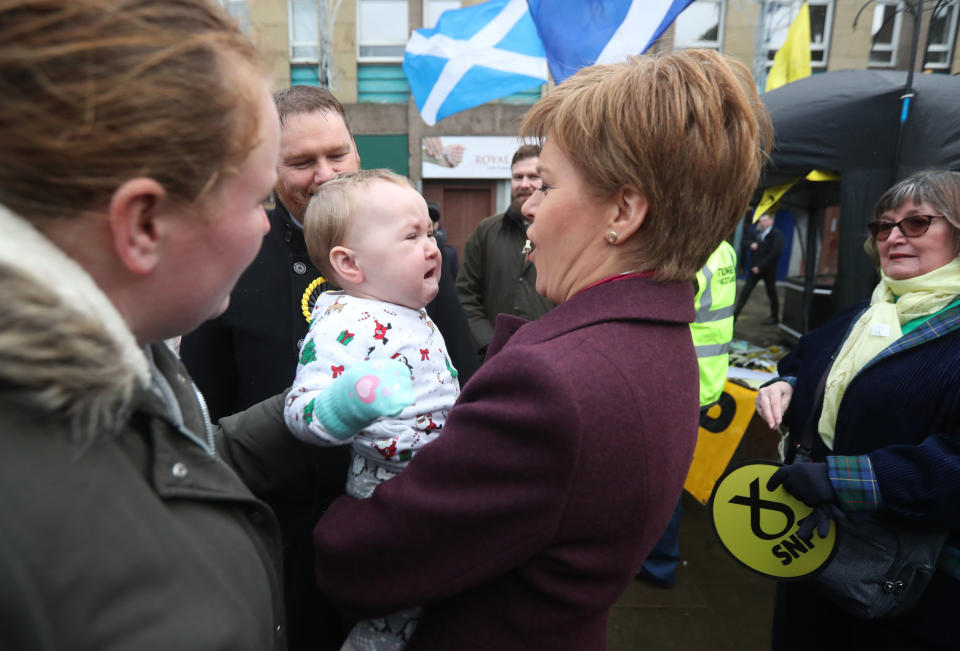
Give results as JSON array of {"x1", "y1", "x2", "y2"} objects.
[
  {"x1": 403, "y1": 0, "x2": 549, "y2": 125},
  {"x1": 526, "y1": 0, "x2": 695, "y2": 82}
]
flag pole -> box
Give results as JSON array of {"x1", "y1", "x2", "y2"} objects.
[
  {"x1": 892, "y1": 0, "x2": 923, "y2": 182},
  {"x1": 753, "y1": 0, "x2": 772, "y2": 93}
]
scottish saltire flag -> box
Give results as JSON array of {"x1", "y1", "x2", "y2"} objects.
[
  {"x1": 403, "y1": 0, "x2": 549, "y2": 125},
  {"x1": 527, "y1": 0, "x2": 695, "y2": 82}
]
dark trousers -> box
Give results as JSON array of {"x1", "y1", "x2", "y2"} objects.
[
  {"x1": 734, "y1": 268, "x2": 779, "y2": 320},
  {"x1": 639, "y1": 500, "x2": 683, "y2": 583}
]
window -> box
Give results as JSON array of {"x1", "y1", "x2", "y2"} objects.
[
  {"x1": 289, "y1": 0, "x2": 320, "y2": 86},
  {"x1": 357, "y1": 64, "x2": 409, "y2": 102},
  {"x1": 674, "y1": 0, "x2": 725, "y2": 51},
  {"x1": 764, "y1": 1, "x2": 834, "y2": 70},
  {"x1": 290, "y1": 0, "x2": 320, "y2": 62},
  {"x1": 924, "y1": 0, "x2": 959, "y2": 70},
  {"x1": 292, "y1": 65, "x2": 321, "y2": 86},
  {"x1": 218, "y1": 0, "x2": 250, "y2": 33},
  {"x1": 425, "y1": 0, "x2": 459, "y2": 29},
  {"x1": 358, "y1": 0, "x2": 409, "y2": 60},
  {"x1": 869, "y1": 1, "x2": 903, "y2": 67}
]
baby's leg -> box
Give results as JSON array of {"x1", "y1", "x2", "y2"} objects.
[
  {"x1": 339, "y1": 608, "x2": 419, "y2": 651},
  {"x1": 346, "y1": 452, "x2": 398, "y2": 499},
  {"x1": 341, "y1": 455, "x2": 414, "y2": 650}
]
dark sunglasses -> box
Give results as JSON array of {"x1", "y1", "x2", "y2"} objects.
[{"x1": 868, "y1": 214, "x2": 944, "y2": 241}]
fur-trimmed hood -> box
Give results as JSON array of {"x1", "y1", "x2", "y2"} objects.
[{"x1": 0, "y1": 204, "x2": 150, "y2": 438}]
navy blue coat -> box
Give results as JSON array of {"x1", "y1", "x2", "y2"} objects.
[{"x1": 774, "y1": 302, "x2": 960, "y2": 649}]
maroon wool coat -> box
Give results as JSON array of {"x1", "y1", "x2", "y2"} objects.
[{"x1": 314, "y1": 274, "x2": 699, "y2": 650}]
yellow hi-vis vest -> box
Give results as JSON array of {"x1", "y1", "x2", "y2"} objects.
[{"x1": 692, "y1": 241, "x2": 737, "y2": 407}]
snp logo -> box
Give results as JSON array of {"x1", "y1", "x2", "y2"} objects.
[
  {"x1": 728, "y1": 478, "x2": 818, "y2": 565},
  {"x1": 710, "y1": 463, "x2": 835, "y2": 579}
]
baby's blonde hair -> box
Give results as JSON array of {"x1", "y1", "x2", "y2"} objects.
[{"x1": 303, "y1": 169, "x2": 415, "y2": 281}]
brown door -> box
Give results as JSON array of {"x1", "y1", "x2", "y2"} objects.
[{"x1": 423, "y1": 180, "x2": 498, "y2": 260}]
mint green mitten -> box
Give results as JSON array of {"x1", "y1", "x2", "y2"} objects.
[{"x1": 312, "y1": 359, "x2": 414, "y2": 439}]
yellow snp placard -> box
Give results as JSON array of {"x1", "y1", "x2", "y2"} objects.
[
  {"x1": 710, "y1": 461, "x2": 837, "y2": 579},
  {"x1": 684, "y1": 380, "x2": 757, "y2": 505}
]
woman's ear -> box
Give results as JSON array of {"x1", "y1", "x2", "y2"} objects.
[
  {"x1": 107, "y1": 178, "x2": 168, "y2": 275},
  {"x1": 329, "y1": 245, "x2": 364, "y2": 285},
  {"x1": 608, "y1": 185, "x2": 649, "y2": 243}
]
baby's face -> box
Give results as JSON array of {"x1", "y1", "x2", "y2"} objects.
[{"x1": 347, "y1": 181, "x2": 441, "y2": 310}]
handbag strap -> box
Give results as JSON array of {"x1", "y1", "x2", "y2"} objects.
[
  {"x1": 795, "y1": 353, "x2": 835, "y2": 460},
  {"x1": 795, "y1": 307, "x2": 867, "y2": 460}
]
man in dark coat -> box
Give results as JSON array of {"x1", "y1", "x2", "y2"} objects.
[
  {"x1": 456, "y1": 144, "x2": 555, "y2": 359},
  {"x1": 180, "y1": 85, "x2": 477, "y2": 651},
  {"x1": 733, "y1": 212, "x2": 784, "y2": 324}
]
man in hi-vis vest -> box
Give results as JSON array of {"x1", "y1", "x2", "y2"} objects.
[
  {"x1": 692, "y1": 241, "x2": 737, "y2": 406},
  {"x1": 637, "y1": 241, "x2": 737, "y2": 588}
]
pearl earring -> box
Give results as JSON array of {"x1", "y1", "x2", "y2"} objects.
[{"x1": 606, "y1": 230, "x2": 618, "y2": 244}]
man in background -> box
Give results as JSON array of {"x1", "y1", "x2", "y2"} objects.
[
  {"x1": 429, "y1": 202, "x2": 459, "y2": 278},
  {"x1": 734, "y1": 212, "x2": 783, "y2": 325},
  {"x1": 456, "y1": 144, "x2": 554, "y2": 359}
]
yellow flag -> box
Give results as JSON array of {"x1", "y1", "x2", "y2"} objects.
[
  {"x1": 753, "y1": 177, "x2": 801, "y2": 222},
  {"x1": 805, "y1": 169, "x2": 840, "y2": 182},
  {"x1": 752, "y1": 170, "x2": 840, "y2": 222},
  {"x1": 765, "y1": 2, "x2": 812, "y2": 92}
]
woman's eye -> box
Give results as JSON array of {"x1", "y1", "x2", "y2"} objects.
[{"x1": 537, "y1": 183, "x2": 551, "y2": 194}]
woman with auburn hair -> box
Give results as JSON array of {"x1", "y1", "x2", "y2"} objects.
[
  {"x1": 0, "y1": 1, "x2": 324, "y2": 648},
  {"x1": 309, "y1": 49, "x2": 771, "y2": 650}
]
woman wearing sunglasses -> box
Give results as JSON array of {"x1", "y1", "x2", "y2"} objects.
[{"x1": 755, "y1": 169, "x2": 960, "y2": 650}]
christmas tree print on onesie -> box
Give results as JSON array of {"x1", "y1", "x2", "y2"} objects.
[{"x1": 299, "y1": 339, "x2": 317, "y2": 365}]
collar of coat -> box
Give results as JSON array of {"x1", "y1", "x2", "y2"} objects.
[
  {"x1": 0, "y1": 203, "x2": 151, "y2": 440},
  {"x1": 486, "y1": 274, "x2": 695, "y2": 357},
  {"x1": 270, "y1": 200, "x2": 310, "y2": 255},
  {"x1": 501, "y1": 206, "x2": 529, "y2": 233}
]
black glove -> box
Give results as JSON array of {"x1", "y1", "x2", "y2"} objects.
[
  {"x1": 796, "y1": 503, "x2": 847, "y2": 540},
  {"x1": 768, "y1": 462, "x2": 844, "y2": 541},
  {"x1": 767, "y1": 461, "x2": 835, "y2": 507}
]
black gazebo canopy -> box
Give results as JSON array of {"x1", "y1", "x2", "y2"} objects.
[{"x1": 759, "y1": 69, "x2": 960, "y2": 320}]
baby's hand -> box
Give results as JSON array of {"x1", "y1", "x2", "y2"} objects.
[
  {"x1": 348, "y1": 359, "x2": 415, "y2": 418},
  {"x1": 314, "y1": 359, "x2": 415, "y2": 439}
]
